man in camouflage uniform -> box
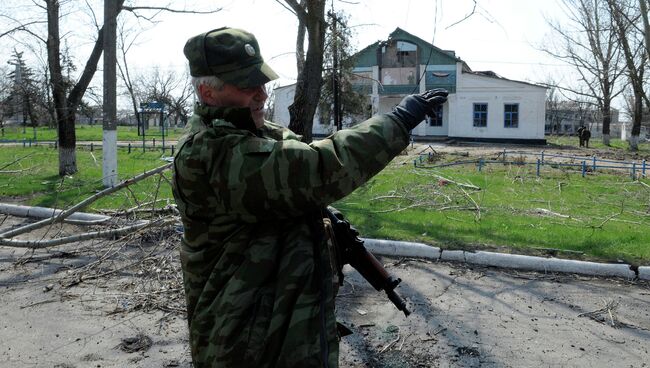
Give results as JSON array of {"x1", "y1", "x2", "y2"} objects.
[{"x1": 172, "y1": 27, "x2": 447, "y2": 367}]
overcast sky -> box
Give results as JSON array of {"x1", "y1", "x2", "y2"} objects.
[
  {"x1": 2, "y1": 0, "x2": 577, "y2": 104},
  {"x1": 124, "y1": 0, "x2": 573, "y2": 86}
]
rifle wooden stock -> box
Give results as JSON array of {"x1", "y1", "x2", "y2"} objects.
[{"x1": 325, "y1": 208, "x2": 411, "y2": 317}]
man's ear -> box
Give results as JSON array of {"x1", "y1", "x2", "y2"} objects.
[{"x1": 199, "y1": 84, "x2": 217, "y2": 105}]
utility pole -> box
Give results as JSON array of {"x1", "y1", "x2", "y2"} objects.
[
  {"x1": 103, "y1": 0, "x2": 118, "y2": 187},
  {"x1": 328, "y1": 10, "x2": 341, "y2": 131}
]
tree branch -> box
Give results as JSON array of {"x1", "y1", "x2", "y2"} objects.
[
  {"x1": 445, "y1": 0, "x2": 477, "y2": 29},
  {"x1": 121, "y1": 6, "x2": 221, "y2": 15},
  {"x1": 0, "y1": 163, "x2": 172, "y2": 240},
  {"x1": 0, "y1": 218, "x2": 175, "y2": 249}
]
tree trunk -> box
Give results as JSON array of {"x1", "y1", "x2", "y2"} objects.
[
  {"x1": 57, "y1": 112, "x2": 77, "y2": 173},
  {"x1": 287, "y1": 0, "x2": 326, "y2": 143},
  {"x1": 608, "y1": 0, "x2": 645, "y2": 151},
  {"x1": 57, "y1": 145, "x2": 76, "y2": 175},
  {"x1": 630, "y1": 91, "x2": 643, "y2": 151},
  {"x1": 601, "y1": 102, "x2": 611, "y2": 145},
  {"x1": 640, "y1": 0, "x2": 650, "y2": 60},
  {"x1": 46, "y1": 0, "x2": 126, "y2": 176},
  {"x1": 46, "y1": 0, "x2": 77, "y2": 175}
]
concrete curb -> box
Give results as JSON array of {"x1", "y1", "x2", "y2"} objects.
[
  {"x1": 362, "y1": 238, "x2": 644, "y2": 280},
  {"x1": 362, "y1": 238, "x2": 441, "y2": 259},
  {"x1": 640, "y1": 267, "x2": 650, "y2": 281}
]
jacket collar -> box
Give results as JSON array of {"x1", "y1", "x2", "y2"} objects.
[{"x1": 194, "y1": 103, "x2": 259, "y2": 133}]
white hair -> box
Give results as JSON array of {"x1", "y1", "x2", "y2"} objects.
[{"x1": 191, "y1": 75, "x2": 225, "y2": 103}]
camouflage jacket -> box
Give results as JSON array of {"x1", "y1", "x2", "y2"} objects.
[{"x1": 172, "y1": 103, "x2": 409, "y2": 368}]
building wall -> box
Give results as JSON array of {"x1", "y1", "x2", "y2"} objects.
[
  {"x1": 274, "y1": 30, "x2": 547, "y2": 143},
  {"x1": 271, "y1": 85, "x2": 331, "y2": 136},
  {"x1": 447, "y1": 70, "x2": 546, "y2": 141}
]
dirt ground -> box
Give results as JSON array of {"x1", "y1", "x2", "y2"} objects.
[{"x1": 1, "y1": 214, "x2": 649, "y2": 368}]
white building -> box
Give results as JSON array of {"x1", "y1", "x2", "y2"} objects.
[{"x1": 273, "y1": 28, "x2": 547, "y2": 144}]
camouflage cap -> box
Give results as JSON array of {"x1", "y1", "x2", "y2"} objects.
[{"x1": 183, "y1": 27, "x2": 279, "y2": 88}]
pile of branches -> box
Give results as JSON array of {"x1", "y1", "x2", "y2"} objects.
[
  {"x1": 370, "y1": 170, "x2": 482, "y2": 220},
  {"x1": 0, "y1": 163, "x2": 187, "y2": 315}
]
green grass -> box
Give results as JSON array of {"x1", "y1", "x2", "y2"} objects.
[
  {"x1": 1, "y1": 144, "x2": 649, "y2": 264},
  {"x1": 0, "y1": 125, "x2": 185, "y2": 142},
  {"x1": 0, "y1": 145, "x2": 173, "y2": 211},
  {"x1": 546, "y1": 134, "x2": 650, "y2": 153},
  {"x1": 334, "y1": 162, "x2": 650, "y2": 264}
]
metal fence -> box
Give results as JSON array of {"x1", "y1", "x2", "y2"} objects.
[
  {"x1": 2, "y1": 138, "x2": 176, "y2": 155},
  {"x1": 414, "y1": 149, "x2": 649, "y2": 180}
]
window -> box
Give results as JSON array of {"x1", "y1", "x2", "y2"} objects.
[
  {"x1": 428, "y1": 105, "x2": 443, "y2": 126},
  {"x1": 473, "y1": 103, "x2": 488, "y2": 127},
  {"x1": 504, "y1": 103, "x2": 519, "y2": 128}
]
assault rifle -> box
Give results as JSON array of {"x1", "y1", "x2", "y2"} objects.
[{"x1": 325, "y1": 207, "x2": 411, "y2": 317}]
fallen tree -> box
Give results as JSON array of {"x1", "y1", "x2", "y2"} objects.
[{"x1": 0, "y1": 163, "x2": 173, "y2": 248}]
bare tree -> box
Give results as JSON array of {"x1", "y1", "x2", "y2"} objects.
[
  {"x1": 0, "y1": 65, "x2": 12, "y2": 134},
  {"x1": 282, "y1": 0, "x2": 327, "y2": 143},
  {"x1": 639, "y1": 0, "x2": 650, "y2": 60},
  {"x1": 116, "y1": 19, "x2": 143, "y2": 130},
  {"x1": 134, "y1": 67, "x2": 193, "y2": 128},
  {"x1": 545, "y1": 81, "x2": 563, "y2": 135},
  {"x1": 607, "y1": 0, "x2": 647, "y2": 150},
  {"x1": 543, "y1": 0, "x2": 625, "y2": 145},
  {"x1": 1, "y1": 0, "x2": 221, "y2": 175}
]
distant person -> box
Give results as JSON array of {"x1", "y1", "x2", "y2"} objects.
[
  {"x1": 577, "y1": 126, "x2": 591, "y2": 148},
  {"x1": 171, "y1": 26, "x2": 447, "y2": 367}
]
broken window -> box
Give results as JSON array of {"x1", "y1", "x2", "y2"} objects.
[
  {"x1": 473, "y1": 103, "x2": 488, "y2": 127},
  {"x1": 428, "y1": 105, "x2": 443, "y2": 126}
]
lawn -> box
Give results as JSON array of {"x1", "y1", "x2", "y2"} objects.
[
  {"x1": 333, "y1": 161, "x2": 650, "y2": 264},
  {"x1": 546, "y1": 134, "x2": 650, "y2": 153},
  {"x1": 0, "y1": 125, "x2": 186, "y2": 142},
  {"x1": 1, "y1": 142, "x2": 649, "y2": 264},
  {"x1": 0, "y1": 145, "x2": 173, "y2": 211}
]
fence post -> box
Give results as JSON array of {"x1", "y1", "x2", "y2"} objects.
[
  {"x1": 643, "y1": 160, "x2": 646, "y2": 178},
  {"x1": 582, "y1": 161, "x2": 586, "y2": 177},
  {"x1": 90, "y1": 142, "x2": 94, "y2": 152},
  {"x1": 537, "y1": 159, "x2": 541, "y2": 177},
  {"x1": 413, "y1": 159, "x2": 417, "y2": 167},
  {"x1": 541, "y1": 150, "x2": 544, "y2": 164},
  {"x1": 592, "y1": 156, "x2": 597, "y2": 172},
  {"x1": 502, "y1": 148, "x2": 507, "y2": 162},
  {"x1": 22, "y1": 138, "x2": 26, "y2": 148},
  {"x1": 632, "y1": 162, "x2": 637, "y2": 180},
  {"x1": 478, "y1": 158, "x2": 483, "y2": 172},
  {"x1": 153, "y1": 138, "x2": 156, "y2": 147},
  {"x1": 128, "y1": 143, "x2": 131, "y2": 154},
  {"x1": 171, "y1": 145, "x2": 175, "y2": 156}
]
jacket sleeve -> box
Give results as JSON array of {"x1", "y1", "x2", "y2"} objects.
[{"x1": 206, "y1": 114, "x2": 410, "y2": 221}]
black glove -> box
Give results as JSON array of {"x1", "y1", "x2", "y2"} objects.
[{"x1": 390, "y1": 89, "x2": 448, "y2": 130}]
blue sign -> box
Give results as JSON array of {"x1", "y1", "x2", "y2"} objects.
[{"x1": 140, "y1": 102, "x2": 164, "y2": 109}]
